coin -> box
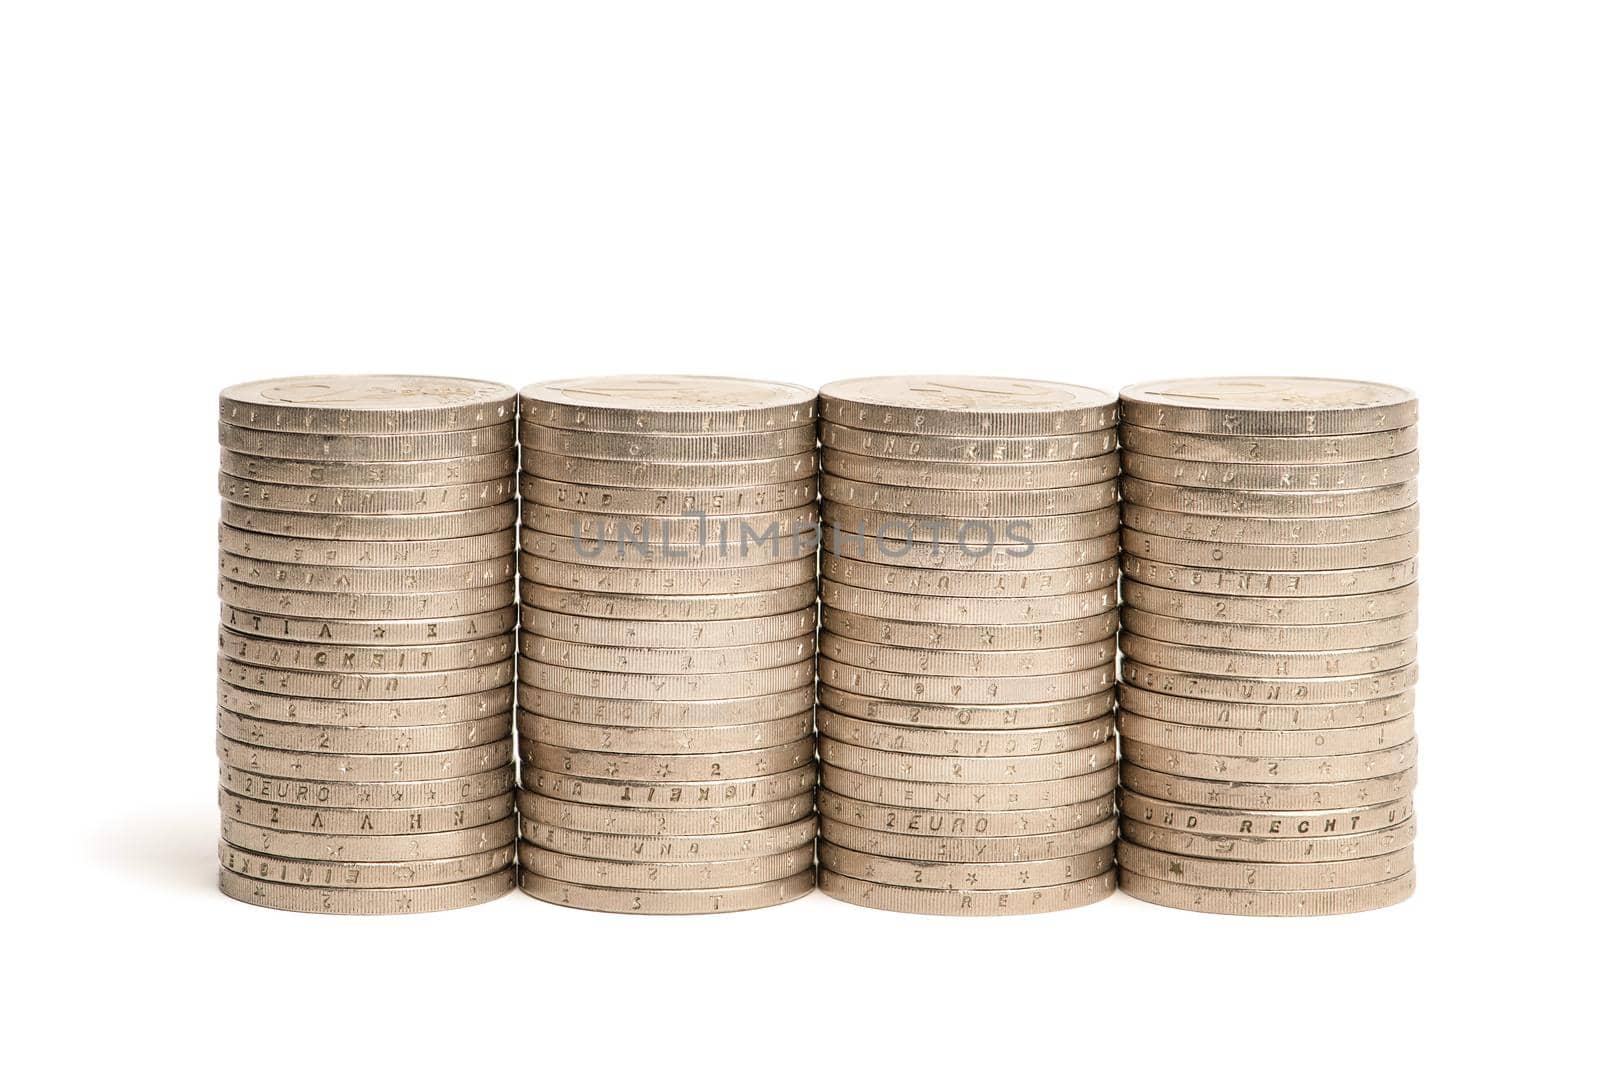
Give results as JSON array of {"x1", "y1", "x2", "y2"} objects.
[
  {"x1": 1120, "y1": 502, "x2": 1421, "y2": 545},
  {"x1": 219, "y1": 474, "x2": 516, "y2": 514},
  {"x1": 522, "y1": 738, "x2": 815, "y2": 781},
  {"x1": 524, "y1": 502, "x2": 817, "y2": 542},
  {"x1": 522, "y1": 425, "x2": 815, "y2": 461},
  {"x1": 220, "y1": 631, "x2": 513, "y2": 674},
  {"x1": 524, "y1": 606, "x2": 817, "y2": 647},
  {"x1": 218, "y1": 679, "x2": 514, "y2": 727},
  {"x1": 1122, "y1": 476, "x2": 1419, "y2": 517},
  {"x1": 218, "y1": 766, "x2": 515, "y2": 810},
  {"x1": 222, "y1": 604, "x2": 517, "y2": 647},
  {"x1": 520, "y1": 376, "x2": 817, "y2": 434},
  {"x1": 826, "y1": 532, "x2": 1121, "y2": 571},
  {"x1": 218, "y1": 525, "x2": 517, "y2": 567},
  {"x1": 823, "y1": 501, "x2": 1120, "y2": 544},
  {"x1": 522, "y1": 581, "x2": 819, "y2": 621},
  {"x1": 1119, "y1": 606, "x2": 1419, "y2": 652},
  {"x1": 1117, "y1": 790, "x2": 1413, "y2": 837},
  {"x1": 1120, "y1": 578, "x2": 1419, "y2": 625},
  {"x1": 1118, "y1": 377, "x2": 1417, "y2": 435},
  {"x1": 820, "y1": 634, "x2": 1113, "y2": 677},
  {"x1": 821, "y1": 474, "x2": 1119, "y2": 517},
  {"x1": 517, "y1": 790, "x2": 814, "y2": 836},
  {"x1": 218, "y1": 577, "x2": 515, "y2": 619},
  {"x1": 1118, "y1": 423, "x2": 1420, "y2": 463},
  {"x1": 821, "y1": 555, "x2": 1118, "y2": 597},
  {"x1": 819, "y1": 376, "x2": 1117, "y2": 436},
  {"x1": 1120, "y1": 530, "x2": 1420, "y2": 571},
  {"x1": 520, "y1": 711, "x2": 813, "y2": 754},
  {"x1": 818, "y1": 685, "x2": 1113, "y2": 730},
  {"x1": 524, "y1": 450, "x2": 820, "y2": 489},
  {"x1": 521, "y1": 684, "x2": 815, "y2": 728},
  {"x1": 217, "y1": 709, "x2": 511, "y2": 754},
  {"x1": 1122, "y1": 737, "x2": 1417, "y2": 784},
  {"x1": 819, "y1": 604, "x2": 1120, "y2": 655},
  {"x1": 520, "y1": 869, "x2": 814, "y2": 914},
  {"x1": 220, "y1": 841, "x2": 514, "y2": 889},
  {"x1": 220, "y1": 814, "x2": 518, "y2": 861},
  {"x1": 221, "y1": 500, "x2": 518, "y2": 540},
  {"x1": 521, "y1": 816, "x2": 817, "y2": 862},
  {"x1": 219, "y1": 867, "x2": 515, "y2": 914},
  {"x1": 821, "y1": 450, "x2": 1118, "y2": 490},
  {"x1": 1118, "y1": 869, "x2": 1415, "y2": 915},
  {"x1": 819, "y1": 738, "x2": 1114, "y2": 784},
  {"x1": 1116, "y1": 712, "x2": 1415, "y2": 756},
  {"x1": 521, "y1": 476, "x2": 817, "y2": 517},
  {"x1": 1120, "y1": 816, "x2": 1417, "y2": 863},
  {"x1": 219, "y1": 788, "x2": 514, "y2": 835},
  {"x1": 1118, "y1": 633, "x2": 1418, "y2": 677},
  {"x1": 1117, "y1": 840, "x2": 1414, "y2": 890},
  {"x1": 520, "y1": 842, "x2": 814, "y2": 890},
  {"x1": 218, "y1": 449, "x2": 519, "y2": 487},
  {"x1": 1121, "y1": 555, "x2": 1418, "y2": 597},
  {"x1": 525, "y1": 766, "x2": 817, "y2": 808},
  {"x1": 221, "y1": 375, "x2": 516, "y2": 434},
  {"x1": 820, "y1": 765, "x2": 1117, "y2": 810},
  {"x1": 1119, "y1": 766, "x2": 1417, "y2": 810},
  {"x1": 822, "y1": 580, "x2": 1117, "y2": 624},
  {"x1": 818, "y1": 657, "x2": 1114, "y2": 704},
  {"x1": 219, "y1": 421, "x2": 518, "y2": 461},
  {"x1": 1122, "y1": 451, "x2": 1419, "y2": 490},
  {"x1": 819, "y1": 817, "x2": 1117, "y2": 863},
  {"x1": 218, "y1": 654, "x2": 514, "y2": 699},
  {"x1": 820, "y1": 423, "x2": 1116, "y2": 463},
  {"x1": 217, "y1": 551, "x2": 516, "y2": 594},
  {"x1": 218, "y1": 736, "x2": 512, "y2": 781},
  {"x1": 820, "y1": 841, "x2": 1112, "y2": 892},
  {"x1": 521, "y1": 632, "x2": 815, "y2": 673},
  {"x1": 522, "y1": 531, "x2": 817, "y2": 571},
  {"x1": 818, "y1": 867, "x2": 1114, "y2": 915},
  {"x1": 519, "y1": 694, "x2": 813, "y2": 742},
  {"x1": 816, "y1": 790, "x2": 1114, "y2": 836},
  {"x1": 820, "y1": 606, "x2": 1120, "y2": 651},
  {"x1": 524, "y1": 555, "x2": 816, "y2": 591},
  {"x1": 817, "y1": 710, "x2": 1111, "y2": 754},
  {"x1": 1120, "y1": 660, "x2": 1419, "y2": 704},
  {"x1": 524, "y1": 659, "x2": 812, "y2": 700}
]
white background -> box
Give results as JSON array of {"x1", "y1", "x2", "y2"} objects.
[{"x1": 4, "y1": 2, "x2": 1596, "y2": 1065}]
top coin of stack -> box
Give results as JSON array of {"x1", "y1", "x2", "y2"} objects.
[
  {"x1": 813, "y1": 376, "x2": 1122, "y2": 915},
  {"x1": 1114, "y1": 377, "x2": 1419, "y2": 916},
  {"x1": 516, "y1": 376, "x2": 820, "y2": 914},
  {"x1": 215, "y1": 375, "x2": 521, "y2": 914}
]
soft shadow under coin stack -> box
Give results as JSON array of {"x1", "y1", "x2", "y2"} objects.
[
  {"x1": 214, "y1": 376, "x2": 520, "y2": 914},
  {"x1": 1115, "y1": 377, "x2": 1419, "y2": 916},
  {"x1": 813, "y1": 377, "x2": 1122, "y2": 915},
  {"x1": 515, "y1": 377, "x2": 820, "y2": 914}
]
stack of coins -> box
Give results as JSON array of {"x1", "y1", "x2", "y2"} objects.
[
  {"x1": 215, "y1": 376, "x2": 520, "y2": 914},
  {"x1": 813, "y1": 377, "x2": 1122, "y2": 915},
  {"x1": 515, "y1": 376, "x2": 820, "y2": 914},
  {"x1": 1115, "y1": 377, "x2": 1419, "y2": 916}
]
